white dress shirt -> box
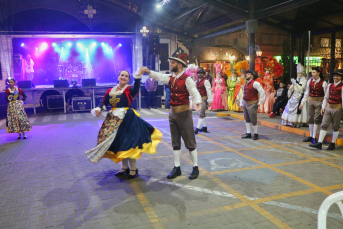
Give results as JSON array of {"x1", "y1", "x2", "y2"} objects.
[
  {"x1": 322, "y1": 81, "x2": 343, "y2": 109},
  {"x1": 240, "y1": 79, "x2": 266, "y2": 106},
  {"x1": 301, "y1": 78, "x2": 328, "y2": 105},
  {"x1": 203, "y1": 79, "x2": 213, "y2": 103},
  {"x1": 149, "y1": 70, "x2": 201, "y2": 105}
]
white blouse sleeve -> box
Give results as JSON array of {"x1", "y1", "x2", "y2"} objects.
[
  {"x1": 322, "y1": 84, "x2": 331, "y2": 109},
  {"x1": 186, "y1": 77, "x2": 201, "y2": 105},
  {"x1": 204, "y1": 80, "x2": 213, "y2": 103},
  {"x1": 253, "y1": 81, "x2": 265, "y2": 105},
  {"x1": 149, "y1": 71, "x2": 171, "y2": 85},
  {"x1": 301, "y1": 80, "x2": 311, "y2": 106}
]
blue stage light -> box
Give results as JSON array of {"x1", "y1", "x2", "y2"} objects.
[
  {"x1": 92, "y1": 42, "x2": 97, "y2": 47},
  {"x1": 77, "y1": 42, "x2": 82, "y2": 48},
  {"x1": 21, "y1": 43, "x2": 24, "y2": 47},
  {"x1": 118, "y1": 43, "x2": 122, "y2": 47},
  {"x1": 52, "y1": 43, "x2": 56, "y2": 47},
  {"x1": 101, "y1": 42, "x2": 105, "y2": 46},
  {"x1": 67, "y1": 42, "x2": 72, "y2": 47}
]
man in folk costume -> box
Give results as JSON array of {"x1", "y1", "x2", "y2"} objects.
[
  {"x1": 194, "y1": 68, "x2": 213, "y2": 134},
  {"x1": 309, "y1": 70, "x2": 343, "y2": 150},
  {"x1": 233, "y1": 60, "x2": 249, "y2": 107},
  {"x1": 139, "y1": 53, "x2": 202, "y2": 180},
  {"x1": 300, "y1": 67, "x2": 328, "y2": 144},
  {"x1": 240, "y1": 71, "x2": 266, "y2": 140}
]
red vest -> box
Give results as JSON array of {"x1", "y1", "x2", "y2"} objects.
[
  {"x1": 309, "y1": 79, "x2": 325, "y2": 97},
  {"x1": 243, "y1": 80, "x2": 259, "y2": 101},
  {"x1": 169, "y1": 73, "x2": 190, "y2": 106},
  {"x1": 329, "y1": 82, "x2": 343, "y2": 104},
  {"x1": 196, "y1": 78, "x2": 207, "y2": 96}
]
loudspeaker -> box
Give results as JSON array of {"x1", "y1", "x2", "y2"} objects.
[
  {"x1": 245, "y1": 20, "x2": 258, "y2": 33},
  {"x1": 18, "y1": 81, "x2": 32, "y2": 88},
  {"x1": 149, "y1": 35, "x2": 160, "y2": 55},
  {"x1": 72, "y1": 97, "x2": 92, "y2": 111},
  {"x1": 82, "y1": 78, "x2": 96, "y2": 87},
  {"x1": 54, "y1": 80, "x2": 69, "y2": 88},
  {"x1": 47, "y1": 95, "x2": 64, "y2": 109}
]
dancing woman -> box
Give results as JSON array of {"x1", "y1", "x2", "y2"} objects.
[
  {"x1": 85, "y1": 71, "x2": 162, "y2": 179},
  {"x1": 5, "y1": 79, "x2": 31, "y2": 139}
]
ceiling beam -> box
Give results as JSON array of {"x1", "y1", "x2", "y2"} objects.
[
  {"x1": 202, "y1": 0, "x2": 249, "y2": 18},
  {"x1": 170, "y1": 3, "x2": 208, "y2": 23},
  {"x1": 215, "y1": 0, "x2": 248, "y2": 14},
  {"x1": 259, "y1": 18, "x2": 302, "y2": 34},
  {"x1": 185, "y1": 15, "x2": 233, "y2": 35},
  {"x1": 255, "y1": 0, "x2": 321, "y2": 19},
  {"x1": 193, "y1": 24, "x2": 246, "y2": 41}
]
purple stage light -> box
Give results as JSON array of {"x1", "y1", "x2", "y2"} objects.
[
  {"x1": 21, "y1": 43, "x2": 24, "y2": 47},
  {"x1": 40, "y1": 42, "x2": 48, "y2": 51},
  {"x1": 118, "y1": 43, "x2": 122, "y2": 47},
  {"x1": 52, "y1": 42, "x2": 56, "y2": 47}
]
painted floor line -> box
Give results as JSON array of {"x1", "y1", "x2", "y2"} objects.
[{"x1": 147, "y1": 178, "x2": 341, "y2": 220}]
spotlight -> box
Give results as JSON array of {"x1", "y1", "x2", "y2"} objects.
[
  {"x1": 101, "y1": 42, "x2": 105, "y2": 46},
  {"x1": 67, "y1": 42, "x2": 72, "y2": 47},
  {"x1": 92, "y1": 42, "x2": 97, "y2": 47},
  {"x1": 41, "y1": 42, "x2": 48, "y2": 49},
  {"x1": 156, "y1": 3, "x2": 162, "y2": 8},
  {"x1": 118, "y1": 43, "x2": 122, "y2": 47},
  {"x1": 52, "y1": 43, "x2": 56, "y2": 47},
  {"x1": 77, "y1": 42, "x2": 82, "y2": 48},
  {"x1": 21, "y1": 43, "x2": 24, "y2": 47}
]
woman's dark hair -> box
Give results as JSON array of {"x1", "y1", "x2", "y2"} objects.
[
  {"x1": 119, "y1": 70, "x2": 130, "y2": 79},
  {"x1": 312, "y1": 67, "x2": 323, "y2": 79},
  {"x1": 8, "y1": 79, "x2": 16, "y2": 83}
]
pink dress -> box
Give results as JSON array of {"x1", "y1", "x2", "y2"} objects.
[
  {"x1": 211, "y1": 78, "x2": 225, "y2": 110},
  {"x1": 259, "y1": 73, "x2": 275, "y2": 113}
]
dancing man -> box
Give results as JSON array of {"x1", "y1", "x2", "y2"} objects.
[
  {"x1": 309, "y1": 70, "x2": 343, "y2": 150},
  {"x1": 194, "y1": 68, "x2": 213, "y2": 134},
  {"x1": 139, "y1": 53, "x2": 201, "y2": 180},
  {"x1": 240, "y1": 71, "x2": 265, "y2": 140},
  {"x1": 300, "y1": 67, "x2": 327, "y2": 144}
]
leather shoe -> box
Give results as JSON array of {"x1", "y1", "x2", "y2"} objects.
[
  {"x1": 311, "y1": 138, "x2": 318, "y2": 144},
  {"x1": 189, "y1": 166, "x2": 199, "y2": 180},
  {"x1": 309, "y1": 142, "x2": 322, "y2": 150},
  {"x1": 194, "y1": 128, "x2": 199, "y2": 135},
  {"x1": 269, "y1": 112, "x2": 275, "y2": 118},
  {"x1": 199, "y1": 127, "x2": 209, "y2": 133},
  {"x1": 241, "y1": 133, "x2": 252, "y2": 139},
  {"x1": 115, "y1": 168, "x2": 130, "y2": 176},
  {"x1": 327, "y1": 143, "x2": 335, "y2": 150},
  {"x1": 303, "y1": 136, "x2": 313, "y2": 142},
  {"x1": 128, "y1": 169, "x2": 139, "y2": 179},
  {"x1": 253, "y1": 134, "x2": 258, "y2": 140},
  {"x1": 167, "y1": 166, "x2": 181, "y2": 179}
]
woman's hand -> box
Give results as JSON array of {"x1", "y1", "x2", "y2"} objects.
[
  {"x1": 8, "y1": 95, "x2": 13, "y2": 100},
  {"x1": 95, "y1": 110, "x2": 102, "y2": 117}
]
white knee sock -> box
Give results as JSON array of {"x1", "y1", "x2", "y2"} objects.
[
  {"x1": 252, "y1": 125, "x2": 258, "y2": 134},
  {"x1": 189, "y1": 149, "x2": 198, "y2": 167},
  {"x1": 318, "y1": 130, "x2": 327, "y2": 143},
  {"x1": 246, "y1": 123, "x2": 251, "y2": 134},
  {"x1": 203, "y1": 117, "x2": 207, "y2": 127},
  {"x1": 173, "y1": 150, "x2": 181, "y2": 167},
  {"x1": 197, "y1": 118, "x2": 203, "y2": 129},
  {"x1": 332, "y1": 131, "x2": 339, "y2": 143},
  {"x1": 312, "y1": 124, "x2": 319, "y2": 139},
  {"x1": 122, "y1": 158, "x2": 129, "y2": 169},
  {"x1": 128, "y1": 158, "x2": 137, "y2": 171},
  {"x1": 309, "y1": 124, "x2": 314, "y2": 138}
]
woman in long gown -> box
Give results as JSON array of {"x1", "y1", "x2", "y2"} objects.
[
  {"x1": 5, "y1": 79, "x2": 31, "y2": 139},
  {"x1": 221, "y1": 74, "x2": 228, "y2": 111},
  {"x1": 210, "y1": 72, "x2": 225, "y2": 110},
  {"x1": 281, "y1": 64, "x2": 308, "y2": 127},
  {"x1": 85, "y1": 71, "x2": 162, "y2": 179},
  {"x1": 259, "y1": 72, "x2": 276, "y2": 113},
  {"x1": 226, "y1": 66, "x2": 240, "y2": 111}
]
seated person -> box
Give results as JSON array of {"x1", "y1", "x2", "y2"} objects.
[{"x1": 269, "y1": 82, "x2": 288, "y2": 117}]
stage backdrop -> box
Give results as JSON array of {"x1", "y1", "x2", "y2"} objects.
[{"x1": 12, "y1": 38, "x2": 132, "y2": 85}]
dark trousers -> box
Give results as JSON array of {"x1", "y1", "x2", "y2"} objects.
[
  {"x1": 147, "y1": 91, "x2": 156, "y2": 108},
  {"x1": 165, "y1": 88, "x2": 171, "y2": 109},
  {"x1": 272, "y1": 99, "x2": 285, "y2": 115}
]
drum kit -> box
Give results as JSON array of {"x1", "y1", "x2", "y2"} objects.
[{"x1": 58, "y1": 62, "x2": 86, "y2": 85}]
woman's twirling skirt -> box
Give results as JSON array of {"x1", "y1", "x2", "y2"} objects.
[
  {"x1": 85, "y1": 108, "x2": 162, "y2": 163},
  {"x1": 6, "y1": 102, "x2": 32, "y2": 133}
]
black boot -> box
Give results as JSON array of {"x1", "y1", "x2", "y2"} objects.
[
  {"x1": 327, "y1": 143, "x2": 335, "y2": 150},
  {"x1": 167, "y1": 166, "x2": 181, "y2": 179},
  {"x1": 303, "y1": 136, "x2": 313, "y2": 142},
  {"x1": 199, "y1": 127, "x2": 209, "y2": 133},
  {"x1": 194, "y1": 128, "x2": 199, "y2": 135},
  {"x1": 253, "y1": 134, "x2": 258, "y2": 140},
  {"x1": 115, "y1": 168, "x2": 130, "y2": 176},
  {"x1": 309, "y1": 142, "x2": 322, "y2": 150},
  {"x1": 128, "y1": 169, "x2": 139, "y2": 179},
  {"x1": 311, "y1": 138, "x2": 318, "y2": 144},
  {"x1": 241, "y1": 133, "x2": 252, "y2": 139},
  {"x1": 189, "y1": 166, "x2": 199, "y2": 180}
]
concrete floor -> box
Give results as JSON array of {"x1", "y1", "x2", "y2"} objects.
[{"x1": 0, "y1": 109, "x2": 343, "y2": 229}]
